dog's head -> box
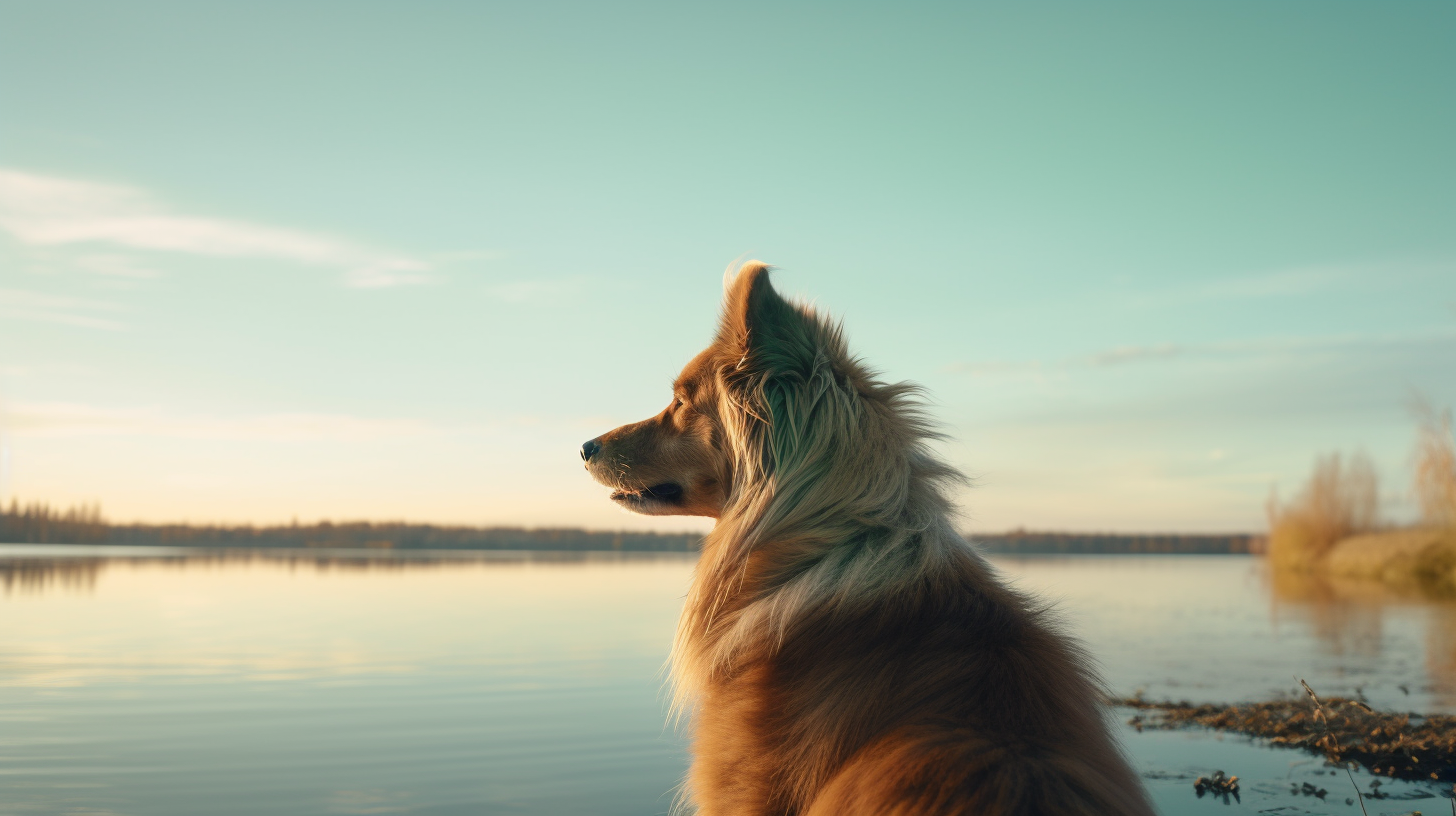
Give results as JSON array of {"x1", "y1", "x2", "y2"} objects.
[{"x1": 582, "y1": 261, "x2": 852, "y2": 518}]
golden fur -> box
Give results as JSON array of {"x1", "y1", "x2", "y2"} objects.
[{"x1": 584, "y1": 262, "x2": 1154, "y2": 815}]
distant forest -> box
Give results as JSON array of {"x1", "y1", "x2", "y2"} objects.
[
  {"x1": 0, "y1": 501, "x2": 1261, "y2": 554},
  {"x1": 973, "y1": 529, "x2": 1264, "y2": 555},
  {"x1": 0, "y1": 500, "x2": 700, "y2": 552}
]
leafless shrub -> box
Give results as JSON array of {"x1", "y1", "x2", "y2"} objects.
[
  {"x1": 1267, "y1": 452, "x2": 1380, "y2": 569},
  {"x1": 1411, "y1": 397, "x2": 1456, "y2": 528}
]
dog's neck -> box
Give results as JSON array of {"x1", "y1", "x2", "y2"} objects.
[{"x1": 670, "y1": 382, "x2": 968, "y2": 709}]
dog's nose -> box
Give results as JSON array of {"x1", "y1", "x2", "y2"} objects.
[{"x1": 581, "y1": 439, "x2": 602, "y2": 462}]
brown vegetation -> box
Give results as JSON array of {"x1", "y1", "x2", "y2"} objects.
[
  {"x1": 1413, "y1": 399, "x2": 1456, "y2": 528},
  {"x1": 1267, "y1": 452, "x2": 1380, "y2": 570},
  {"x1": 1267, "y1": 403, "x2": 1456, "y2": 594},
  {"x1": 1121, "y1": 694, "x2": 1456, "y2": 784},
  {"x1": 1322, "y1": 528, "x2": 1456, "y2": 594}
]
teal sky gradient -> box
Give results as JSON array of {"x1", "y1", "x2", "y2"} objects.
[{"x1": 1, "y1": 2, "x2": 1453, "y2": 532}]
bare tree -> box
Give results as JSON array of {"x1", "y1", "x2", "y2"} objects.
[
  {"x1": 1267, "y1": 452, "x2": 1380, "y2": 567},
  {"x1": 1411, "y1": 396, "x2": 1456, "y2": 528}
]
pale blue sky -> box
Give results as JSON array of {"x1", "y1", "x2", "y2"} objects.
[{"x1": 1, "y1": 2, "x2": 1452, "y2": 532}]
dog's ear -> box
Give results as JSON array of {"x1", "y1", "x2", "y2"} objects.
[
  {"x1": 721, "y1": 261, "x2": 791, "y2": 343},
  {"x1": 719, "y1": 262, "x2": 815, "y2": 372}
]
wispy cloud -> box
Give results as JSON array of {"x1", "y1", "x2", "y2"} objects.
[
  {"x1": 72, "y1": 253, "x2": 161, "y2": 279},
  {"x1": 1, "y1": 402, "x2": 445, "y2": 441},
  {"x1": 0, "y1": 168, "x2": 432, "y2": 287},
  {"x1": 947, "y1": 329, "x2": 1456, "y2": 376},
  {"x1": 484, "y1": 277, "x2": 583, "y2": 303},
  {"x1": 1124, "y1": 260, "x2": 1452, "y2": 310},
  {"x1": 430, "y1": 250, "x2": 503, "y2": 264},
  {"x1": 0, "y1": 288, "x2": 126, "y2": 330},
  {"x1": 948, "y1": 342, "x2": 1187, "y2": 375},
  {"x1": 1081, "y1": 342, "x2": 1183, "y2": 367},
  {"x1": 1181, "y1": 266, "x2": 1349, "y2": 301}
]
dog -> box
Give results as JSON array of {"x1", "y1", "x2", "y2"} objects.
[{"x1": 582, "y1": 262, "x2": 1154, "y2": 816}]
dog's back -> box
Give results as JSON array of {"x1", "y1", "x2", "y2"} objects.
[{"x1": 686, "y1": 531, "x2": 1151, "y2": 816}]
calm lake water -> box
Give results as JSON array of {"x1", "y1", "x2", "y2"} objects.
[{"x1": 2, "y1": 547, "x2": 1453, "y2": 815}]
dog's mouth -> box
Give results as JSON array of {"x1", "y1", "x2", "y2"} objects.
[{"x1": 610, "y1": 482, "x2": 684, "y2": 506}]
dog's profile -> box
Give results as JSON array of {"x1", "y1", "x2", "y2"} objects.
[{"x1": 583, "y1": 262, "x2": 1153, "y2": 816}]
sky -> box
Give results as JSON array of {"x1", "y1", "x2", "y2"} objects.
[{"x1": 1, "y1": 2, "x2": 1453, "y2": 534}]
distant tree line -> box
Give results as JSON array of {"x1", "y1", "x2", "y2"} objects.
[
  {"x1": 1, "y1": 501, "x2": 702, "y2": 551},
  {"x1": 0, "y1": 500, "x2": 108, "y2": 544},
  {"x1": 972, "y1": 529, "x2": 1264, "y2": 555},
  {"x1": 2, "y1": 500, "x2": 1262, "y2": 554},
  {"x1": 103, "y1": 521, "x2": 704, "y2": 551}
]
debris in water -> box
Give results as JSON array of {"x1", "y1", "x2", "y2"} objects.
[
  {"x1": 1194, "y1": 769, "x2": 1240, "y2": 802},
  {"x1": 1290, "y1": 780, "x2": 1328, "y2": 799},
  {"x1": 1118, "y1": 693, "x2": 1456, "y2": 784}
]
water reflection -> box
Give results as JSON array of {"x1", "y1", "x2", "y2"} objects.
[
  {"x1": 2, "y1": 548, "x2": 1453, "y2": 816},
  {"x1": 8, "y1": 548, "x2": 1453, "y2": 712},
  {"x1": 0, "y1": 545, "x2": 696, "y2": 816},
  {"x1": 0, "y1": 545, "x2": 694, "y2": 596},
  {"x1": 1267, "y1": 566, "x2": 1456, "y2": 711},
  {"x1": 1, "y1": 556, "x2": 104, "y2": 593}
]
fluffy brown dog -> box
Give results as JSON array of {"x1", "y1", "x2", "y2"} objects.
[{"x1": 582, "y1": 262, "x2": 1154, "y2": 816}]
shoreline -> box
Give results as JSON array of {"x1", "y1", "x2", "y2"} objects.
[
  {"x1": 1119, "y1": 695, "x2": 1456, "y2": 786},
  {"x1": 1276, "y1": 527, "x2": 1456, "y2": 596}
]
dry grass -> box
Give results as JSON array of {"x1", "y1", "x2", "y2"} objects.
[
  {"x1": 1265, "y1": 402, "x2": 1456, "y2": 590},
  {"x1": 1413, "y1": 398, "x2": 1456, "y2": 528},
  {"x1": 1323, "y1": 529, "x2": 1456, "y2": 593},
  {"x1": 1267, "y1": 452, "x2": 1380, "y2": 570}
]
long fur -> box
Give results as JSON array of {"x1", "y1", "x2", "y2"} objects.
[{"x1": 591, "y1": 262, "x2": 1154, "y2": 815}]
